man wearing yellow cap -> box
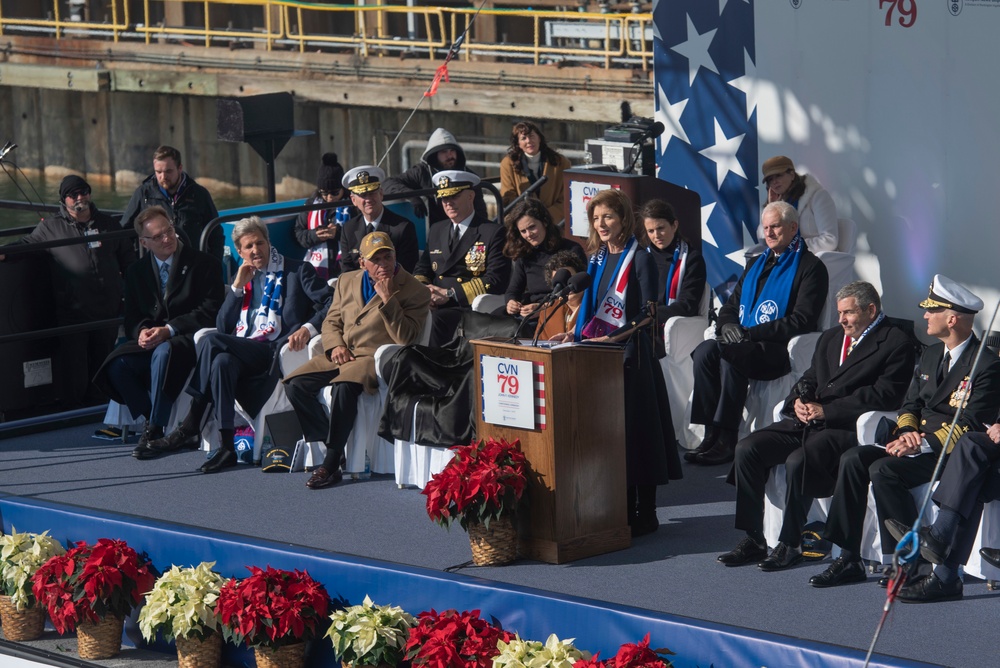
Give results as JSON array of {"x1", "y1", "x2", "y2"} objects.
[
  {"x1": 339, "y1": 165, "x2": 419, "y2": 273},
  {"x1": 283, "y1": 231, "x2": 430, "y2": 489},
  {"x1": 414, "y1": 169, "x2": 510, "y2": 346}
]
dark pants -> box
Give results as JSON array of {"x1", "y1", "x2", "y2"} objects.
[
  {"x1": 825, "y1": 445, "x2": 938, "y2": 556},
  {"x1": 186, "y1": 332, "x2": 274, "y2": 430},
  {"x1": 734, "y1": 421, "x2": 858, "y2": 546},
  {"x1": 931, "y1": 432, "x2": 1000, "y2": 567},
  {"x1": 105, "y1": 342, "x2": 175, "y2": 427},
  {"x1": 690, "y1": 339, "x2": 749, "y2": 431},
  {"x1": 284, "y1": 370, "x2": 364, "y2": 471}
]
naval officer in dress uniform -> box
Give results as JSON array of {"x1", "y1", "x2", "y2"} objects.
[
  {"x1": 339, "y1": 165, "x2": 420, "y2": 274},
  {"x1": 413, "y1": 170, "x2": 510, "y2": 346}
]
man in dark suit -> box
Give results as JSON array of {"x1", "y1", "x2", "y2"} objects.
[
  {"x1": 148, "y1": 216, "x2": 332, "y2": 473},
  {"x1": 884, "y1": 417, "x2": 1000, "y2": 603},
  {"x1": 413, "y1": 170, "x2": 510, "y2": 346},
  {"x1": 688, "y1": 201, "x2": 829, "y2": 466},
  {"x1": 810, "y1": 275, "x2": 1000, "y2": 589},
  {"x1": 717, "y1": 281, "x2": 915, "y2": 569},
  {"x1": 94, "y1": 206, "x2": 224, "y2": 456},
  {"x1": 338, "y1": 165, "x2": 419, "y2": 273}
]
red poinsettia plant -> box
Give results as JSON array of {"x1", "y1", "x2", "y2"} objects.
[
  {"x1": 31, "y1": 538, "x2": 156, "y2": 634},
  {"x1": 423, "y1": 437, "x2": 528, "y2": 531},
  {"x1": 217, "y1": 565, "x2": 330, "y2": 650},
  {"x1": 574, "y1": 634, "x2": 675, "y2": 668},
  {"x1": 405, "y1": 608, "x2": 515, "y2": 668}
]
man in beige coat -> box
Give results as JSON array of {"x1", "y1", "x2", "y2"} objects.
[{"x1": 283, "y1": 231, "x2": 430, "y2": 489}]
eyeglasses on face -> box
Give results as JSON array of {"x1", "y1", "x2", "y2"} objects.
[
  {"x1": 141, "y1": 226, "x2": 177, "y2": 243},
  {"x1": 66, "y1": 188, "x2": 91, "y2": 199}
]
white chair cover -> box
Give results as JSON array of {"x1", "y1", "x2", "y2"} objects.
[{"x1": 660, "y1": 283, "x2": 711, "y2": 449}]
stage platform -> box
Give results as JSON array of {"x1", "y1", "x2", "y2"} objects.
[{"x1": 0, "y1": 421, "x2": 993, "y2": 667}]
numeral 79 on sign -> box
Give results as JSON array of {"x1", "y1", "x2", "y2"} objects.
[
  {"x1": 880, "y1": 0, "x2": 917, "y2": 27},
  {"x1": 497, "y1": 374, "x2": 519, "y2": 395}
]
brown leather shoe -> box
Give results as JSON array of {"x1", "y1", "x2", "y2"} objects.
[{"x1": 306, "y1": 466, "x2": 343, "y2": 489}]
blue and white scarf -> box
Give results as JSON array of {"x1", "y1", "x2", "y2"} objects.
[
  {"x1": 576, "y1": 237, "x2": 637, "y2": 340},
  {"x1": 738, "y1": 232, "x2": 804, "y2": 327},
  {"x1": 235, "y1": 246, "x2": 285, "y2": 341},
  {"x1": 659, "y1": 239, "x2": 688, "y2": 306}
]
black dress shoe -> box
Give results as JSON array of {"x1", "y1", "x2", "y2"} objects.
[
  {"x1": 631, "y1": 514, "x2": 659, "y2": 538},
  {"x1": 684, "y1": 426, "x2": 719, "y2": 462},
  {"x1": 809, "y1": 556, "x2": 867, "y2": 588},
  {"x1": 693, "y1": 429, "x2": 738, "y2": 466},
  {"x1": 758, "y1": 542, "x2": 804, "y2": 572},
  {"x1": 305, "y1": 466, "x2": 343, "y2": 489},
  {"x1": 199, "y1": 449, "x2": 238, "y2": 474},
  {"x1": 898, "y1": 573, "x2": 963, "y2": 604},
  {"x1": 132, "y1": 424, "x2": 166, "y2": 460},
  {"x1": 980, "y1": 547, "x2": 1000, "y2": 569},
  {"x1": 717, "y1": 536, "x2": 768, "y2": 566},
  {"x1": 884, "y1": 518, "x2": 951, "y2": 564},
  {"x1": 149, "y1": 427, "x2": 200, "y2": 453}
]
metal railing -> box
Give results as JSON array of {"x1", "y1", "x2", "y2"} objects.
[{"x1": 0, "y1": 1, "x2": 653, "y2": 70}]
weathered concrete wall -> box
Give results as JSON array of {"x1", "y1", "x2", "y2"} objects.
[{"x1": 0, "y1": 86, "x2": 615, "y2": 200}]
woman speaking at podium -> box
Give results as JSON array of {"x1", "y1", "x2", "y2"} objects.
[{"x1": 548, "y1": 189, "x2": 681, "y2": 537}]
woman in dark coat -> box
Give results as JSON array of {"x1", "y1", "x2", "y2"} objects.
[
  {"x1": 503, "y1": 198, "x2": 586, "y2": 321},
  {"x1": 549, "y1": 189, "x2": 682, "y2": 537}
]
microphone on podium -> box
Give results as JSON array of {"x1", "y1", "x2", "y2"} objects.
[{"x1": 529, "y1": 272, "x2": 593, "y2": 347}]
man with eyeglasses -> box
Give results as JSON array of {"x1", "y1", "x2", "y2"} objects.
[
  {"x1": 121, "y1": 145, "x2": 222, "y2": 263},
  {"x1": 94, "y1": 206, "x2": 225, "y2": 456},
  {"x1": 1, "y1": 174, "x2": 136, "y2": 407},
  {"x1": 339, "y1": 165, "x2": 419, "y2": 274}
]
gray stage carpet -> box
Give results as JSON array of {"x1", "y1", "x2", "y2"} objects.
[{"x1": 1, "y1": 421, "x2": 993, "y2": 667}]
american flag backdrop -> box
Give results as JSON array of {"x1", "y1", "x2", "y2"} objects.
[{"x1": 652, "y1": 0, "x2": 759, "y2": 299}]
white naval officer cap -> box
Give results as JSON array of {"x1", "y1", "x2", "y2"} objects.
[{"x1": 919, "y1": 274, "x2": 983, "y2": 314}]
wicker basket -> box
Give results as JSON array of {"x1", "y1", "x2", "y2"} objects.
[
  {"x1": 76, "y1": 615, "x2": 124, "y2": 660},
  {"x1": 0, "y1": 595, "x2": 46, "y2": 641},
  {"x1": 176, "y1": 633, "x2": 223, "y2": 668},
  {"x1": 467, "y1": 516, "x2": 517, "y2": 566},
  {"x1": 254, "y1": 642, "x2": 306, "y2": 668}
]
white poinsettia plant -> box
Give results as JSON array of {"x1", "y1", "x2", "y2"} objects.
[
  {"x1": 494, "y1": 633, "x2": 592, "y2": 668},
  {"x1": 0, "y1": 528, "x2": 66, "y2": 611},
  {"x1": 325, "y1": 595, "x2": 417, "y2": 667},
  {"x1": 138, "y1": 562, "x2": 227, "y2": 642}
]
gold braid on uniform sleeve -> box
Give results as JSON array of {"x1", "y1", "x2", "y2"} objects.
[
  {"x1": 895, "y1": 412, "x2": 919, "y2": 433},
  {"x1": 939, "y1": 423, "x2": 970, "y2": 454},
  {"x1": 415, "y1": 275, "x2": 430, "y2": 285},
  {"x1": 461, "y1": 278, "x2": 487, "y2": 303}
]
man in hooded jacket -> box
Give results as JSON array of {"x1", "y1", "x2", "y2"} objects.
[{"x1": 383, "y1": 128, "x2": 488, "y2": 223}]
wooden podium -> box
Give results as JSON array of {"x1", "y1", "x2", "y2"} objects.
[{"x1": 471, "y1": 339, "x2": 630, "y2": 564}]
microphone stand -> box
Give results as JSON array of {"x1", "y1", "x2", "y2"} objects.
[{"x1": 530, "y1": 295, "x2": 568, "y2": 347}]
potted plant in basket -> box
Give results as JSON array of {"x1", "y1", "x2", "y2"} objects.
[
  {"x1": 0, "y1": 528, "x2": 66, "y2": 641},
  {"x1": 572, "y1": 634, "x2": 675, "y2": 668},
  {"x1": 138, "y1": 562, "x2": 228, "y2": 668},
  {"x1": 405, "y1": 608, "x2": 515, "y2": 668},
  {"x1": 423, "y1": 437, "x2": 527, "y2": 566},
  {"x1": 326, "y1": 594, "x2": 416, "y2": 668},
  {"x1": 217, "y1": 565, "x2": 330, "y2": 668},
  {"x1": 31, "y1": 538, "x2": 156, "y2": 659},
  {"x1": 494, "y1": 633, "x2": 592, "y2": 668}
]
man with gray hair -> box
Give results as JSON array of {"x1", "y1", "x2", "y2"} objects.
[
  {"x1": 147, "y1": 216, "x2": 331, "y2": 473},
  {"x1": 810, "y1": 275, "x2": 1000, "y2": 590},
  {"x1": 688, "y1": 201, "x2": 829, "y2": 466},
  {"x1": 717, "y1": 280, "x2": 915, "y2": 570}
]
